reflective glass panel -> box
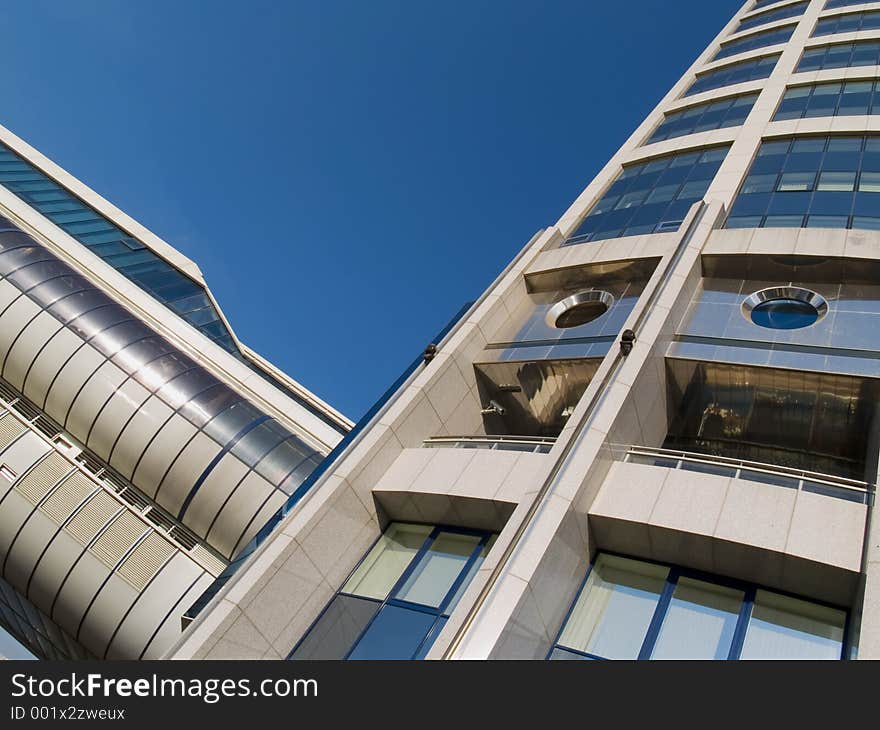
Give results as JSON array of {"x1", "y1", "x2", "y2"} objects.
[
  {"x1": 394, "y1": 531, "x2": 481, "y2": 608},
  {"x1": 750, "y1": 298, "x2": 819, "y2": 329},
  {"x1": 740, "y1": 590, "x2": 845, "y2": 659},
  {"x1": 347, "y1": 605, "x2": 438, "y2": 660},
  {"x1": 342, "y1": 523, "x2": 432, "y2": 600},
  {"x1": 650, "y1": 578, "x2": 744, "y2": 660},
  {"x1": 557, "y1": 554, "x2": 668, "y2": 659}
]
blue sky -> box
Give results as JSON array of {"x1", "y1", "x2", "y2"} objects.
[{"x1": 0, "y1": 0, "x2": 741, "y2": 422}]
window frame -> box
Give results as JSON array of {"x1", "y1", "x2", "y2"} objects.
[
  {"x1": 547, "y1": 551, "x2": 850, "y2": 661},
  {"x1": 288, "y1": 522, "x2": 495, "y2": 661}
]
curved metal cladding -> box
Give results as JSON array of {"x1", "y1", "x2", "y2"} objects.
[
  {"x1": 0, "y1": 407, "x2": 217, "y2": 659},
  {"x1": 0, "y1": 216, "x2": 325, "y2": 560}
]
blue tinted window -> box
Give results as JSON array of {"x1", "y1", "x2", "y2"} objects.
[
  {"x1": 648, "y1": 94, "x2": 757, "y2": 144},
  {"x1": 738, "y1": 1, "x2": 807, "y2": 32},
  {"x1": 797, "y1": 40, "x2": 880, "y2": 71},
  {"x1": 347, "y1": 605, "x2": 438, "y2": 660},
  {"x1": 567, "y1": 147, "x2": 729, "y2": 245},
  {"x1": 750, "y1": 298, "x2": 820, "y2": 328},
  {"x1": 774, "y1": 81, "x2": 880, "y2": 121},
  {"x1": 813, "y1": 10, "x2": 880, "y2": 37},
  {"x1": 288, "y1": 523, "x2": 495, "y2": 661},
  {"x1": 715, "y1": 24, "x2": 795, "y2": 60},
  {"x1": 826, "y1": 0, "x2": 875, "y2": 7},
  {"x1": 727, "y1": 135, "x2": 880, "y2": 231},
  {"x1": 686, "y1": 55, "x2": 779, "y2": 97}
]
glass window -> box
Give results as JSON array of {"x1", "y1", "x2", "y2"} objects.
[
  {"x1": 647, "y1": 94, "x2": 757, "y2": 144},
  {"x1": 556, "y1": 554, "x2": 668, "y2": 660},
  {"x1": 686, "y1": 55, "x2": 779, "y2": 97},
  {"x1": 737, "y1": 1, "x2": 807, "y2": 32},
  {"x1": 740, "y1": 590, "x2": 846, "y2": 659},
  {"x1": 394, "y1": 531, "x2": 482, "y2": 607},
  {"x1": 812, "y1": 9, "x2": 880, "y2": 38},
  {"x1": 342, "y1": 523, "x2": 432, "y2": 600},
  {"x1": 826, "y1": 0, "x2": 879, "y2": 7},
  {"x1": 797, "y1": 39, "x2": 880, "y2": 71},
  {"x1": 566, "y1": 146, "x2": 730, "y2": 245},
  {"x1": 287, "y1": 594, "x2": 380, "y2": 661},
  {"x1": 550, "y1": 554, "x2": 848, "y2": 661},
  {"x1": 726, "y1": 135, "x2": 880, "y2": 232},
  {"x1": 715, "y1": 24, "x2": 795, "y2": 61},
  {"x1": 650, "y1": 578, "x2": 744, "y2": 660},
  {"x1": 291, "y1": 523, "x2": 495, "y2": 660}
]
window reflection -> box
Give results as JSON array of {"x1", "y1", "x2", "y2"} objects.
[
  {"x1": 289, "y1": 523, "x2": 495, "y2": 660},
  {"x1": 727, "y1": 136, "x2": 880, "y2": 232},
  {"x1": 551, "y1": 553, "x2": 847, "y2": 660}
]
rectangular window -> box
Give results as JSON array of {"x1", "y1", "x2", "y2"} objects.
[
  {"x1": 726, "y1": 135, "x2": 880, "y2": 232},
  {"x1": 566, "y1": 146, "x2": 730, "y2": 245},
  {"x1": 648, "y1": 94, "x2": 758, "y2": 144},
  {"x1": 0, "y1": 465, "x2": 15, "y2": 482},
  {"x1": 737, "y1": 1, "x2": 807, "y2": 33},
  {"x1": 813, "y1": 10, "x2": 880, "y2": 37},
  {"x1": 686, "y1": 55, "x2": 780, "y2": 97},
  {"x1": 776, "y1": 80, "x2": 880, "y2": 121},
  {"x1": 550, "y1": 553, "x2": 847, "y2": 660},
  {"x1": 797, "y1": 40, "x2": 880, "y2": 71},
  {"x1": 740, "y1": 590, "x2": 846, "y2": 659},
  {"x1": 715, "y1": 24, "x2": 795, "y2": 61},
  {"x1": 556, "y1": 554, "x2": 668, "y2": 660},
  {"x1": 826, "y1": 0, "x2": 875, "y2": 7},
  {"x1": 288, "y1": 523, "x2": 495, "y2": 660}
]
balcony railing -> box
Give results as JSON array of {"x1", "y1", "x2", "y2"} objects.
[
  {"x1": 622, "y1": 445, "x2": 873, "y2": 505},
  {"x1": 423, "y1": 435, "x2": 555, "y2": 454}
]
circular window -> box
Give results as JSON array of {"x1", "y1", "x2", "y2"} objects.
[
  {"x1": 742, "y1": 286, "x2": 828, "y2": 330},
  {"x1": 545, "y1": 290, "x2": 614, "y2": 329}
]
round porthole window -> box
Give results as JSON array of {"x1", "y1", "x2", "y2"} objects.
[
  {"x1": 742, "y1": 286, "x2": 828, "y2": 330},
  {"x1": 545, "y1": 290, "x2": 615, "y2": 329}
]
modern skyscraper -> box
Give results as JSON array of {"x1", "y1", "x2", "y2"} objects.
[
  {"x1": 175, "y1": 0, "x2": 880, "y2": 660},
  {"x1": 0, "y1": 124, "x2": 350, "y2": 659}
]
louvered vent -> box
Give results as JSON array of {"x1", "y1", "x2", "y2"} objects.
[
  {"x1": 144, "y1": 508, "x2": 174, "y2": 532},
  {"x1": 191, "y1": 544, "x2": 228, "y2": 576},
  {"x1": 11, "y1": 398, "x2": 41, "y2": 423},
  {"x1": 31, "y1": 416, "x2": 61, "y2": 440},
  {"x1": 168, "y1": 525, "x2": 198, "y2": 551},
  {"x1": 13, "y1": 453, "x2": 71, "y2": 505},
  {"x1": 90, "y1": 511, "x2": 146, "y2": 568},
  {"x1": 0, "y1": 381, "x2": 19, "y2": 403},
  {"x1": 0, "y1": 415, "x2": 26, "y2": 452},
  {"x1": 40, "y1": 472, "x2": 96, "y2": 524},
  {"x1": 116, "y1": 532, "x2": 175, "y2": 590},
  {"x1": 65, "y1": 491, "x2": 119, "y2": 545},
  {"x1": 75, "y1": 452, "x2": 104, "y2": 476},
  {"x1": 117, "y1": 487, "x2": 150, "y2": 512}
]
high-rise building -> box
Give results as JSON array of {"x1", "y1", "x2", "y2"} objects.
[
  {"x1": 175, "y1": 0, "x2": 880, "y2": 661},
  {"x1": 0, "y1": 124, "x2": 350, "y2": 660}
]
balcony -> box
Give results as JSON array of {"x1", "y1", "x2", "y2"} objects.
[{"x1": 622, "y1": 445, "x2": 872, "y2": 505}]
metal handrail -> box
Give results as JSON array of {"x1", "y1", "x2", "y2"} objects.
[
  {"x1": 623, "y1": 445, "x2": 872, "y2": 502},
  {"x1": 424, "y1": 435, "x2": 556, "y2": 454}
]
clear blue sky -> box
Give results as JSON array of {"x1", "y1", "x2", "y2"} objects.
[{"x1": 0, "y1": 0, "x2": 741, "y2": 421}]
